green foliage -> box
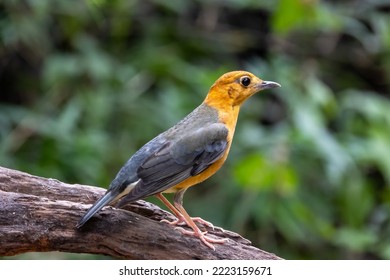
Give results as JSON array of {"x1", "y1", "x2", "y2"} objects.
[{"x1": 1, "y1": 0, "x2": 390, "y2": 259}]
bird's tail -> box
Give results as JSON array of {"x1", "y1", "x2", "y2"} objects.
[{"x1": 76, "y1": 190, "x2": 119, "y2": 228}]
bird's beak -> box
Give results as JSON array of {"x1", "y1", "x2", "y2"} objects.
[{"x1": 258, "y1": 80, "x2": 281, "y2": 90}]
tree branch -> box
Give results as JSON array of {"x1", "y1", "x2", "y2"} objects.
[{"x1": 0, "y1": 166, "x2": 281, "y2": 260}]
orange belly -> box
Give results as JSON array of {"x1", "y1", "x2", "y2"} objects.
[
  {"x1": 164, "y1": 105, "x2": 240, "y2": 193},
  {"x1": 164, "y1": 142, "x2": 232, "y2": 193}
]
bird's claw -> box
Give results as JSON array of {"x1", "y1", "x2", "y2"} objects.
[
  {"x1": 174, "y1": 227, "x2": 228, "y2": 250},
  {"x1": 161, "y1": 216, "x2": 214, "y2": 229},
  {"x1": 160, "y1": 218, "x2": 186, "y2": 226},
  {"x1": 191, "y1": 217, "x2": 215, "y2": 230}
]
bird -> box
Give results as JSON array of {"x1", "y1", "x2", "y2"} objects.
[{"x1": 76, "y1": 70, "x2": 280, "y2": 249}]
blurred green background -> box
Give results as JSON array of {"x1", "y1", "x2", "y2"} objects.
[{"x1": 1, "y1": 0, "x2": 390, "y2": 260}]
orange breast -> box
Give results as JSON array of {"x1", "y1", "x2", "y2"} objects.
[{"x1": 164, "y1": 105, "x2": 240, "y2": 193}]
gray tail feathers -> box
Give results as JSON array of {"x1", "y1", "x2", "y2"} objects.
[{"x1": 76, "y1": 191, "x2": 119, "y2": 228}]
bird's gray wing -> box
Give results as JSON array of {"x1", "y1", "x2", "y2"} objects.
[{"x1": 116, "y1": 123, "x2": 229, "y2": 206}]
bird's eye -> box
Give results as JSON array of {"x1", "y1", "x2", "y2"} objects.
[{"x1": 240, "y1": 76, "x2": 251, "y2": 87}]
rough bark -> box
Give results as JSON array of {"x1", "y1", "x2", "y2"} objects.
[{"x1": 0, "y1": 166, "x2": 282, "y2": 260}]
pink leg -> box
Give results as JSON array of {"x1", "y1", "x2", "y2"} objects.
[
  {"x1": 155, "y1": 193, "x2": 187, "y2": 225},
  {"x1": 173, "y1": 200, "x2": 227, "y2": 250},
  {"x1": 155, "y1": 192, "x2": 227, "y2": 250}
]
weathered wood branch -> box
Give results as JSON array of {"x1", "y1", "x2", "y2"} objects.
[{"x1": 0, "y1": 166, "x2": 281, "y2": 260}]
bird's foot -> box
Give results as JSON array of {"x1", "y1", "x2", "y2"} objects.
[
  {"x1": 161, "y1": 215, "x2": 214, "y2": 229},
  {"x1": 161, "y1": 216, "x2": 187, "y2": 226},
  {"x1": 174, "y1": 227, "x2": 228, "y2": 250},
  {"x1": 191, "y1": 217, "x2": 215, "y2": 229}
]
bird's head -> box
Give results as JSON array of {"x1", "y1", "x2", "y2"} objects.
[{"x1": 205, "y1": 71, "x2": 280, "y2": 108}]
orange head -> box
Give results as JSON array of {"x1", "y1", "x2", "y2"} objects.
[{"x1": 204, "y1": 70, "x2": 280, "y2": 108}]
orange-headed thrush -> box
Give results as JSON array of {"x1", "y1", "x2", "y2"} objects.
[{"x1": 77, "y1": 71, "x2": 281, "y2": 249}]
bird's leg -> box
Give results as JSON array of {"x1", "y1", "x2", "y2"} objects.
[
  {"x1": 171, "y1": 190, "x2": 228, "y2": 250},
  {"x1": 156, "y1": 193, "x2": 214, "y2": 228},
  {"x1": 155, "y1": 193, "x2": 187, "y2": 226},
  {"x1": 188, "y1": 217, "x2": 215, "y2": 229}
]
